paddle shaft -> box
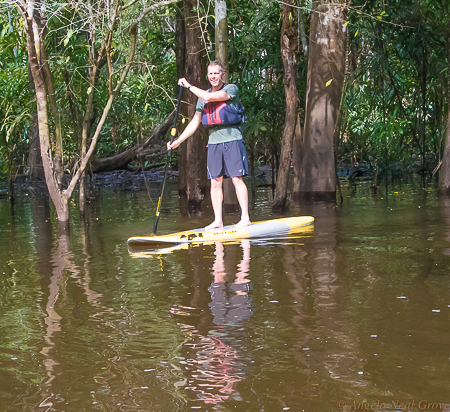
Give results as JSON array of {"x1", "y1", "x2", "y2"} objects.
[{"x1": 152, "y1": 87, "x2": 182, "y2": 234}]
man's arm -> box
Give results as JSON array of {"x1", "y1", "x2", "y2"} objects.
[
  {"x1": 178, "y1": 78, "x2": 230, "y2": 103},
  {"x1": 167, "y1": 111, "x2": 202, "y2": 150}
]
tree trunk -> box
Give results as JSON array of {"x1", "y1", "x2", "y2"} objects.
[
  {"x1": 294, "y1": 1, "x2": 346, "y2": 201},
  {"x1": 440, "y1": 24, "x2": 450, "y2": 193},
  {"x1": 439, "y1": 111, "x2": 450, "y2": 194},
  {"x1": 24, "y1": 11, "x2": 70, "y2": 222},
  {"x1": 215, "y1": 0, "x2": 239, "y2": 212},
  {"x1": 298, "y1": 4, "x2": 308, "y2": 56},
  {"x1": 27, "y1": 64, "x2": 44, "y2": 180},
  {"x1": 180, "y1": 0, "x2": 208, "y2": 209},
  {"x1": 175, "y1": 2, "x2": 187, "y2": 193},
  {"x1": 273, "y1": 0, "x2": 301, "y2": 211},
  {"x1": 28, "y1": 114, "x2": 43, "y2": 180}
]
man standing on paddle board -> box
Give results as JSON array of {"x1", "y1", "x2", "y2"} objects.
[{"x1": 167, "y1": 60, "x2": 251, "y2": 230}]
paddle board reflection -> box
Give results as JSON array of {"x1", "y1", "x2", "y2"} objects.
[{"x1": 171, "y1": 240, "x2": 253, "y2": 406}]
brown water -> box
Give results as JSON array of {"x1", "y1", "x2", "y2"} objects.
[{"x1": 1, "y1": 178, "x2": 450, "y2": 412}]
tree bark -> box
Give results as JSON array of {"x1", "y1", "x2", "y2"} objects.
[
  {"x1": 439, "y1": 24, "x2": 450, "y2": 193},
  {"x1": 439, "y1": 111, "x2": 450, "y2": 194},
  {"x1": 180, "y1": 0, "x2": 208, "y2": 209},
  {"x1": 28, "y1": 63, "x2": 44, "y2": 180},
  {"x1": 294, "y1": 1, "x2": 346, "y2": 201},
  {"x1": 175, "y1": 2, "x2": 187, "y2": 193},
  {"x1": 273, "y1": 0, "x2": 301, "y2": 211}
]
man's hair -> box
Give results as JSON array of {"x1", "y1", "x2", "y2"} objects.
[{"x1": 208, "y1": 60, "x2": 227, "y2": 75}]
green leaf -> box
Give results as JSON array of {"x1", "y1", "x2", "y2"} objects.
[
  {"x1": 63, "y1": 29, "x2": 73, "y2": 46},
  {"x1": 325, "y1": 79, "x2": 333, "y2": 87}
]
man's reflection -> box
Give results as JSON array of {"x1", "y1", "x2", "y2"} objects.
[
  {"x1": 209, "y1": 240, "x2": 252, "y2": 326},
  {"x1": 174, "y1": 240, "x2": 252, "y2": 406}
]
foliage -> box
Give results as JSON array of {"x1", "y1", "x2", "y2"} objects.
[
  {"x1": 228, "y1": 0, "x2": 291, "y2": 166},
  {"x1": 340, "y1": 0, "x2": 450, "y2": 174},
  {"x1": 0, "y1": 10, "x2": 32, "y2": 180},
  {"x1": 1, "y1": 0, "x2": 450, "y2": 189}
]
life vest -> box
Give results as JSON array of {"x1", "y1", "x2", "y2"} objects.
[{"x1": 201, "y1": 85, "x2": 245, "y2": 128}]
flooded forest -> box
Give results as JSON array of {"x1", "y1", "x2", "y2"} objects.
[{"x1": 2, "y1": 0, "x2": 450, "y2": 411}]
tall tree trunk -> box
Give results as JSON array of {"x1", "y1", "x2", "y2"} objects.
[
  {"x1": 273, "y1": 0, "x2": 301, "y2": 211},
  {"x1": 215, "y1": 0, "x2": 239, "y2": 212},
  {"x1": 27, "y1": 64, "x2": 44, "y2": 181},
  {"x1": 180, "y1": 0, "x2": 208, "y2": 209},
  {"x1": 440, "y1": 112, "x2": 450, "y2": 194},
  {"x1": 215, "y1": 0, "x2": 228, "y2": 74},
  {"x1": 24, "y1": 8, "x2": 70, "y2": 222},
  {"x1": 294, "y1": 1, "x2": 346, "y2": 201},
  {"x1": 298, "y1": 3, "x2": 308, "y2": 56},
  {"x1": 176, "y1": 2, "x2": 187, "y2": 193},
  {"x1": 439, "y1": 23, "x2": 450, "y2": 193}
]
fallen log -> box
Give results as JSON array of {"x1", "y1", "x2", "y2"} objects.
[{"x1": 90, "y1": 110, "x2": 175, "y2": 173}]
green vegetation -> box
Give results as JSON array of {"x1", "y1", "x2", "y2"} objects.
[{"x1": 0, "y1": 0, "x2": 449, "y2": 194}]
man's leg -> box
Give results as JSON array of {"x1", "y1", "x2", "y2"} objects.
[
  {"x1": 206, "y1": 176, "x2": 224, "y2": 229},
  {"x1": 231, "y1": 176, "x2": 251, "y2": 227}
]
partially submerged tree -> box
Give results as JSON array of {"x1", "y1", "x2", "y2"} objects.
[
  {"x1": 14, "y1": 0, "x2": 178, "y2": 223},
  {"x1": 272, "y1": 0, "x2": 301, "y2": 211},
  {"x1": 176, "y1": 0, "x2": 208, "y2": 209},
  {"x1": 295, "y1": 0, "x2": 346, "y2": 201}
]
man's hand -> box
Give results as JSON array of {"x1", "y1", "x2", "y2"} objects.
[
  {"x1": 178, "y1": 78, "x2": 191, "y2": 89},
  {"x1": 167, "y1": 139, "x2": 180, "y2": 150}
]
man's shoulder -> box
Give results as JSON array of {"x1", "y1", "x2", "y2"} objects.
[
  {"x1": 223, "y1": 83, "x2": 238, "y2": 93},
  {"x1": 196, "y1": 97, "x2": 205, "y2": 111}
]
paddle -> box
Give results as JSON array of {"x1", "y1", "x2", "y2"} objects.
[{"x1": 152, "y1": 86, "x2": 182, "y2": 234}]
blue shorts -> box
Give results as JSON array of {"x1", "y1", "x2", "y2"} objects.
[{"x1": 206, "y1": 140, "x2": 249, "y2": 180}]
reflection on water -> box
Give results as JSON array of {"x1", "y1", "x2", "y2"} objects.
[
  {"x1": 171, "y1": 241, "x2": 252, "y2": 407},
  {"x1": 3, "y1": 181, "x2": 450, "y2": 411},
  {"x1": 38, "y1": 232, "x2": 69, "y2": 410}
]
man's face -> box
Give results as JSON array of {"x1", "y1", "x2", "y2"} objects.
[{"x1": 207, "y1": 65, "x2": 223, "y2": 88}]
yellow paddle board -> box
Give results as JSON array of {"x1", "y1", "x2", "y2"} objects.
[{"x1": 127, "y1": 216, "x2": 314, "y2": 248}]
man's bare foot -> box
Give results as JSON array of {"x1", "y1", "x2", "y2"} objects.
[
  {"x1": 235, "y1": 219, "x2": 251, "y2": 228},
  {"x1": 205, "y1": 221, "x2": 223, "y2": 230}
]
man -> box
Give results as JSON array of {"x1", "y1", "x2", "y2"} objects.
[{"x1": 167, "y1": 60, "x2": 251, "y2": 230}]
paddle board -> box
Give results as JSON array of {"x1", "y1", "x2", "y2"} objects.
[{"x1": 127, "y1": 216, "x2": 314, "y2": 248}]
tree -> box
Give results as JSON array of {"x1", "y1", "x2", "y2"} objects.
[
  {"x1": 272, "y1": 0, "x2": 301, "y2": 211},
  {"x1": 15, "y1": 0, "x2": 178, "y2": 223},
  {"x1": 439, "y1": 18, "x2": 450, "y2": 194},
  {"x1": 177, "y1": 0, "x2": 208, "y2": 210},
  {"x1": 294, "y1": 0, "x2": 346, "y2": 201}
]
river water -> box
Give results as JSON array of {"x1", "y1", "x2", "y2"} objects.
[{"x1": 1, "y1": 177, "x2": 450, "y2": 412}]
